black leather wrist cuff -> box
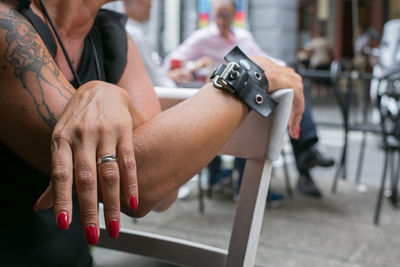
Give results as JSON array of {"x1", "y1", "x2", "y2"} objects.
[{"x1": 210, "y1": 46, "x2": 278, "y2": 117}]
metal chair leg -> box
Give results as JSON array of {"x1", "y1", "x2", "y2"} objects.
[
  {"x1": 198, "y1": 171, "x2": 205, "y2": 214},
  {"x1": 332, "y1": 163, "x2": 343, "y2": 193},
  {"x1": 332, "y1": 135, "x2": 347, "y2": 193},
  {"x1": 281, "y1": 150, "x2": 293, "y2": 197},
  {"x1": 355, "y1": 132, "x2": 368, "y2": 185},
  {"x1": 390, "y1": 151, "x2": 400, "y2": 207},
  {"x1": 374, "y1": 149, "x2": 390, "y2": 225}
]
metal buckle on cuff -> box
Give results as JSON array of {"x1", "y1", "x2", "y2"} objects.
[{"x1": 212, "y1": 62, "x2": 240, "y2": 93}]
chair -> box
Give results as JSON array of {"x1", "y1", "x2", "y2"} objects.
[
  {"x1": 373, "y1": 70, "x2": 400, "y2": 224},
  {"x1": 329, "y1": 59, "x2": 380, "y2": 193},
  {"x1": 96, "y1": 87, "x2": 293, "y2": 267}
]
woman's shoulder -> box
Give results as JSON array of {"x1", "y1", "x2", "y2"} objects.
[
  {"x1": 96, "y1": 8, "x2": 128, "y2": 27},
  {"x1": 0, "y1": 1, "x2": 25, "y2": 17},
  {"x1": 0, "y1": 0, "x2": 18, "y2": 9},
  {"x1": 92, "y1": 9, "x2": 128, "y2": 84}
]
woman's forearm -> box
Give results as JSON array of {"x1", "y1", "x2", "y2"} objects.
[{"x1": 127, "y1": 83, "x2": 247, "y2": 217}]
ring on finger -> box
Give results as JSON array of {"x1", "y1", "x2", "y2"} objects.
[{"x1": 97, "y1": 154, "x2": 118, "y2": 165}]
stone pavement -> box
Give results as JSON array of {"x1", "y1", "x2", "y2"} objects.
[
  {"x1": 93, "y1": 173, "x2": 400, "y2": 266},
  {"x1": 92, "y1": 95, "x2": 400, "y2": 267}
]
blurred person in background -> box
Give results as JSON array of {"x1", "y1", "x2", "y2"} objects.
[
  {"x1": 305, "y1": 29, "x2": 332, "y2": 71},
  {"x1": 304, "y1": 28, "x2": 333, "y2": 97},
  {"x1": 124, "y1": 0, "x2": 193, "y2": 86},
  {"x1": 354, "y1": 25, "x2": 380, "y2": 72},
  {"x1": 164, "y1": 0, "x2": 334, "y2": 198}
]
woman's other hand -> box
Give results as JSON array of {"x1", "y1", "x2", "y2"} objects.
[
  {"x1": 249, "y1": 56, "x2": 304, "y2": 139},
  {"x1": 35, "y1": 81, "x2": 140, "y2": 244}
]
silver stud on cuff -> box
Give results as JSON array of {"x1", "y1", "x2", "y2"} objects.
[{"x1": 255, "y1": 94, "x2": 264, "y2": 105}]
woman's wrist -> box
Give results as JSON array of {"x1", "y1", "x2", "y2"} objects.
[{"x1": 205, "y1": 82, "x2": 249, "y2": 119}]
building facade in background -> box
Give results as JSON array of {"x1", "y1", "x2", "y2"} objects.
[
  {"x1": 104, "y1": 0, "x2": 400, "y2": 66},
  {"x1": 299, "y1": 0, "x2": 400, "y2": 60},
  {"x1": 157, "y1": 0, "x2": 298, "y2": 64}
]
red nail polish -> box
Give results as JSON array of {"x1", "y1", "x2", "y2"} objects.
[
  {"x1": 130, "y1": 196, "x2": 138, "y2": 211},
  {"x1": 33, "y1": 200, "x2": 39, "y2": 212},
  {"x1": 296, "y1": 126, "x2": 301, "y2": 140},
  {"x1": 57, "y1": 212, "x2": 69, "y2": 230},
  {"x1": 108, "y1": 219, "x2": 119, "y2": 239},
  {"x1": 85, "y1": 225, "x2": 98, "y2": 245}
]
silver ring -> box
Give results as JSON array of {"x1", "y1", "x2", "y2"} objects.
[{"x1": 97, "y1": 154, "x2": 118, "y2": 165}]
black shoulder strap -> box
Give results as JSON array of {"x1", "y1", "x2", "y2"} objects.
[{"x1": 17, "y1": 1, "x2": 57, "y2": 59}]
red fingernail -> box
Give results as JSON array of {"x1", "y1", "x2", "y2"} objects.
[
  {"x1": 130, "y1": 196, "x2": 138, "y2": 211},
  {"x1": 108, "y1": 219, "x2": 119, "y2": 239},
  {"x1": 85, "y1": 225, "x2": 98, "y2": 245},
  {"x1": 295, "y1": 126, "x2": 301, "y2": 140},
  {"x1": 33, "y1": 200, "x2": 39, "y2": 212},
  {"x1": 57, "y1": 212, "x2": 69, "y2": 230}
]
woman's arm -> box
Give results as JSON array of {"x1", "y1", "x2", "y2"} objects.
[
  {"x1": 112, "y1": 38, "x2": 304, "y2": 216},
  {"x1": 47, "y1": 42, "x2": 304, "y2": 220},
  {"x1": 0, "y1": 4, "x2": 242, "y2": 242},
  {"x1": 0, "y1": 3, "x2": 140, "y2": 243},
  {"x1": 0, "y1": 2, "x2": 303, "y2": 244}
]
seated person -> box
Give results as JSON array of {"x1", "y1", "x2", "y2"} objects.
[
  {"x1": 0, "y1": 0, "x2": 303, "y2": 265},
  {"x1": 164, "y1": 0, "x2": 334, "y2": 197},
  {"x1": 123, "y1": 0, "x2": 192, "y2": 87}
]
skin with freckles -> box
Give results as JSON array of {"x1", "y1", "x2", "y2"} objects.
[{"x1": 0, "y1": 0, "x2": 304, "y2": 245}]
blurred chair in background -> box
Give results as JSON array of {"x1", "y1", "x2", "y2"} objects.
[{"x1": 374, "y1": 70, "x2": 400, "y2": 224}]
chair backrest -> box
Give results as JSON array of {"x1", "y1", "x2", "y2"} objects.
[
  {"x1": 96, "y1": 87, "x2": 294, "y2": 267},
  {"x1": 379, "y1": 19, "x2": 400, "y2": 69},
  {"x1": 376, "y1": 72, "x2": 400, "y2": 140}
]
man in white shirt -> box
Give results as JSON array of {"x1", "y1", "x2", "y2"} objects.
[{"x1": 124, "y1": 0, "x2": 193, "y2": 87}]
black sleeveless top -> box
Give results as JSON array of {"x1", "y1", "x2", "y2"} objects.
[{"x1": 0, "y1": 4, "x2": 128, "y2": 266}]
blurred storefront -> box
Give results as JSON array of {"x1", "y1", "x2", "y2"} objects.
[
  {"x1": 298, "y1": 0, "x2": 400, "y2": 60},
  {"x1": 105, "y1": 0, "x2": 400, "y2": 63},
  {"x1": 158, "y1": 0, "x2": 298, "y2": 63}
]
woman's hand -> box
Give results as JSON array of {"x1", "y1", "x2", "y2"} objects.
[
  {"x1": 35, "y1": 81, "x2": 140, "y2": 244},
  {"x1": 249, "y1": 56, "x2": 305, "y2": 139}
]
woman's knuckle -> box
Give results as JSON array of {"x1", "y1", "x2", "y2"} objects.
[
  {"x1": 52, "y1": 129, "x2": 70, "y2": 144},
  {"x1": 53, "y1": 193, "x2": 70, "y2": 207},
  {"x1": 96, "y1": 122, "x2": 106, "y2": 135},
  {"x1": 74, "y1": 125, "x2": 87, "y2": 139},
  {"x1": 126, "y1": 180, "x2": 137, "y2": 191},
  {"x1": 76, "y1": 170, "x2": 96, "y2": 188},
  {"x1": 125, "y1": 174, "x2": 137, "y2": 189},
  {"x1": 123, "y1": 156, "x2": 136, "y2": 170},
  {"x1": 116, "y1": 120, "x2": 132, "y2": 133},
  {"x1": 80, "y1": 208, "x2": 98, "y2": 220},
  {"x1": 52, "y1": 166, "x2": 70, "y2": 183},
  {"x1": 98, "y1": 119, "x2": 114, "y2": 136},
  {"x1": 101, "y1": 167, "x2": 119, "y2": 185},
  {"x1": 104, "y1": 204, "x2": 120, "y2": 215}
]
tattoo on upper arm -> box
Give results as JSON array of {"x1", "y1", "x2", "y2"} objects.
[{"x1": 0, "y1": 8, "x2": 74, "y2": 128}]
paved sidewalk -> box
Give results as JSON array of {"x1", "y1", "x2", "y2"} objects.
[{"x1": 93, "y1": 174, "x2": 400, "y2": 267}]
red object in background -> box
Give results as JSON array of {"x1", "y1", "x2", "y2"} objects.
[
  {"x1": 198, "y1": 12, "x2": 210, "y2": 28},
  {"x1": 171, "y1": 59, "x2": 181, "y2": 69}
]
